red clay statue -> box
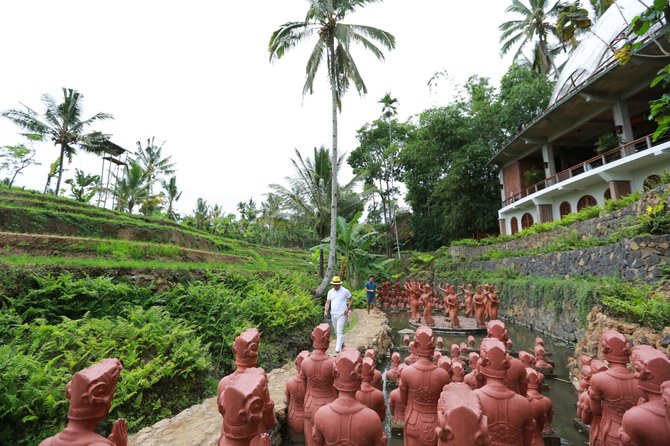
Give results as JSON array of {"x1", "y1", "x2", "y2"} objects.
[
  {"x1": 436, "y1": 382, "x2": 490, "y2": 446},
  {"x1": 286, "y1": 350, "x2": 310, "y2": 443}
]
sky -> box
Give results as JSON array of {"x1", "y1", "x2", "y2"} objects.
[{"x1": 0, "y1": 0, "x2": 514, "y2": 216}]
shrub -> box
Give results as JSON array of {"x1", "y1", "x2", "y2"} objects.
[{"x1": 599, "y1": 280, "x2": 670, "y2": 329}]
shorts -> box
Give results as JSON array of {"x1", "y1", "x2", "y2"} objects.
[{"x1": 366, "y1": 295, "x2": 376, "y2": 304}]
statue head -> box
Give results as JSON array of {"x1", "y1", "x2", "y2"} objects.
[
  {"x1": 633, "y1": 347, "x2": 670, "y2": 395},
  {"x1": 451, "y1": 344, "x2": 460, "y2": 359},
  {"x1": 66, "y1": 358, "x2": 122, "y2": 422},
  {"x1": 478, "y1": 338, "x2": 510, "y2": 380},
  {"x1": 526, "y1": 367, "x2": 544, "y2": 391},
  {"x1": 403, "y1": 334, "x2": 411, "y2": 347},
  {"x1": 486, "y1": 320, "x2": 508, "y2": 342},
  {"x1": 535, "y1": 337, "x2": 544, "y2": 347},
  {"x1": 361, "y1": 357, "x2": 376, "y2": 383},
  {"x1": 391, "y1": 352, "x2": 401, "y2": 367},
  {"x1": 436, "y1": 336, "x2": 444, "y2": 350},
  {"x1": 436, "y1": 382, "x2": 489, "y2": 446},
  {"x1": 311, "y1": 323, "x2": 331, "y2": 350},
  {"x1": 222, "y1": 371, "x2": 268, "y2": 433},
  {"x1": 438, "y1": 356, "x2": 452, "y2": 375},
  {"x1": 233, "y1": 328, "x2": 260, "y2": 368},
  {"x1": 434, "y1": 350, "x2": 443, "y2": 363},
  {"x1": 414, "y1": 326, "x2": 435, "y2": 357},
  {"x1": 534, "y1": 345, "x2": 546, "y2": 360},
  {"x1": 460, "y1": 343, "x2": 468, "y2": 355},
  {"x1": 468, "y1": 352, "x2": 480, "y2": 369},
  {"x1": 518, "y1": 351, "x2": 535, "y2": 368},
  {"x1": 295, "y1": 350, "x2": 309, "y2": 373},
  {"x1": 591, "y1": 359, "x2": 608, "y2": 374},
  {"x1": 580, "y1": 354, "x2": 592, "y2": 368},
  {"x1": 333, "y1": 348, "x2": 362, "y2": 392},
  {"x1": 467, "y1": 336, "x2": 476, "y2": 348},
  {"x1": 600, "y1": 330, "x2": 631, "y2": 364},
  {"x1": 365, "y1": 348, "x2": 377, "y2": 362},
  {"x1": 452, "y1": 361, "x2": 465, "y2": 382}
]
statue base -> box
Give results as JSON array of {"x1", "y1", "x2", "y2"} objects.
[{"x1": 407, "y1": 315, "x2": 487, "y2": 335}]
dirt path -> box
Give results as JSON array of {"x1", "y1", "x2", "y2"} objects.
[{"x1": 128, "y1": 309, "x2": 392, "y2": 446}]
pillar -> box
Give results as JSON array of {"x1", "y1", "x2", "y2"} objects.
[
  {"x1": 608, "y1": 180, "x2": 631, "y2": 199},
  {"x1": 541, "y1": 143, "x2": 556, "y2": 180},
  {"x1": 612, "y1": 101, "x2": 634, "y2": 149}
]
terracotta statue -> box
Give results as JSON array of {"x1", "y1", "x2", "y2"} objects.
[
  {"x1": 365, "y1": 349, "x2": 384, "y2": 391},
  {"x1": 386, "y1": 352, "x2": 402, "y2": 387},
  {"x1": 460, "y1": 284, "x2": 475, "y2": 317},
  {"x1": 619, "y1": 347, "x2": 670, "y2": 446},
  {"x1": 474, "y1": 338, "x2": 535, "y2": 446},
  {"x1": 468, "y1": 336, "x2": 476, "y2": 350},
  {"x1": 525, "y1": 368, "x2": 553, "y2": 446},
  {"x1": 487, "y1": 284, "x2": 502, "y2": 321},
  {"x1": 286, "y1": 350, "x2": 310, "y2": 443},
  {"x1": 533, "y1": 346, "x2": 553, "y2": 375},
  {"x1": 436, "y1": 382, "x2": 490, "y2": 446},
  {"x1": 405, "y1": 337, "x2": 419, "y2": 366},
  {"x1": 662, "y1": 381, "x2": 670, "y2": 439},
  {"x1": 437, "y1": 356, "x2": 453, "y2": 379},
  {"x1": 451, "y1": 344, "x2": 463, "y2": 365},
  {"x1": 219, "y1": 371, "x2": 273, "y2": 446},
  {"x1": 408, "y1": 282, "x2": 422, "y2": 323},
  {"x1": 473, "y1": 285, "x2": 486, "y2": 328},
  {"x1": 446, "y1": 286, "x2": 461, "y2": 328},
  {"x1": 451, "y1": 361, "x2": 465, "y2": 383},
  {"x1": 436, "y1": 337, "x2": 444, "y2": 350},
  {"x1": 583, "y1": 360, "x2": 608, "y2": 446},
  {"x1": 217, "y1": 328, "x2": 274, "y2": 443},
  {"x1": 301, "y1": 324, "x2": 337, "y2": 446},
  {"x1": 482, "y1": 284, "x2": 492, "y2": 321},
  {"x1": 487, "y1": 320, "x2": 527, "y2": 396},
  {"x1": 356, "y1": 357, "x2": 386, "y2": 422},
  {"x1": 39, "y1": 358, "x2": 127, "y2": 446},
  {"x1": 434, "y1": 350, "x2": 443, "y2": 364},
  {"x1": 464, "y1": 353, "x2": 481, "y2": 390},
  {"x1": 312, "y1": 348, "x2": 387, "y2": 446},
  {"x1": 518, "y1": 351, "x2": 536, "y2": 370},
  {"x1": 400, "y1": 326, "x2": 451, "y2": 446},
  {"x1": 421, "y1": 283, "x2": 435, "y2": 326},
  {"x1": 389, "y1": 365, "x2": 408, "y2": 430},
  {"x1": 588, "y1": 331, "x2": 643, "y2": 446}
]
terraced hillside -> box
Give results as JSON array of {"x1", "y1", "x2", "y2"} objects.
[{"x1": 0, "y1": 188, "x2": 311, "y2": 273}]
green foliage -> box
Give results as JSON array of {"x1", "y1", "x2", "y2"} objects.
[
  {"x1": 64, "y1": 168, "x2": 100, "y2": 203},
  {"x1": 638, "y1": 188, "x2": 670, "y2": 234},
  {"x1": 0, "y1": 144, "x2": 39, "y2": 187},
  {"x1": 594, "y1": 132, "x2": 622, "y2": 154},
  {"x1": 598, "y1": 280, "x2": 670, "y2": 329},
  {"x1": 0, "y1": 307, "x2": 212, "y2": 445}
]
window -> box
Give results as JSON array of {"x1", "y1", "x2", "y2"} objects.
[
  {"x1": 577, "y1": 195, "x2": 597, "y2": 211},
  {"x1": 521, "y1": 213, "x2": 534, "y2": 230},
  {"x1": 604, "y1": 188, "x2": 612, "y2": 200},
  {"x1": 559, "y1": 201, "x2": 572, "y2": 218},
  {"x1": 510, "y1": 217, "x2": 519, "y2": 235}
]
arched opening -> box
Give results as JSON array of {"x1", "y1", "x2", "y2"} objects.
[
  {"x1": 521, "y1": 213, "x2": 534, "y2": 230},
  {"x1": 577, "y1": 195, "x2": 597, "y2": 211},
  {"x1": 510, "y1": 217, "x2": 519, "y2": 235},
  {"x1": 644, "y1": 175, "x2": 661, "y2": 191},
  {"x1": 559, "y1": 201, "x2": 572, "y2": 219},
  {"x1": 604, "y1": 188, "x2": 612, "y2": 201}
]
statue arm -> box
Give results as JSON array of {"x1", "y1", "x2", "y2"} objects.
[
  {"x1": 108, "y1": 419, "x2": 128, "y2": 446},
  {"x1": 399, "y1": 379, "x2": 408, "y2": 406},
  {"x1": 389, "y1": 396, "x2": 396, "y2": 415},
  {"x1": 587, "y1": 384, "x2": 603, "y2": 417}
]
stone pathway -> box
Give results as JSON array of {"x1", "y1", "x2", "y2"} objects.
[{"x1": 128, "y1": 309, "x2": 392, "y2": 446}]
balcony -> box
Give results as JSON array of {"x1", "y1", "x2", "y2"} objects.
[{"x1": 501, "y1": 132, "x2": 670, "y2": 208}]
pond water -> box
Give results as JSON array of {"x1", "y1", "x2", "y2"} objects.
[{"x1": 380, "y1": 312, "x2": 587, "y2": 446}]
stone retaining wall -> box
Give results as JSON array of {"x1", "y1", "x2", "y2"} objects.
[
  {"x1": 466, "y1": 235, "x2": 670, "y2": 282},
  {"x1": 450, "y1": 184, "x2": 670, "y2": 260}
]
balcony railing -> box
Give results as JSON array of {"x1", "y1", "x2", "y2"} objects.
[{"x1": 501, "y1": 132, "x2": 668, "y2": 208}]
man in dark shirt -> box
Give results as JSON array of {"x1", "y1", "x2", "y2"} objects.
[{"x1": 365, "y1": 275, "x2": 377, "y2": 315}]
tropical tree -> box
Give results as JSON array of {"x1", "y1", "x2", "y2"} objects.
[
  {"x1": 270, "y1": 146, "x2": 363, "y2": 277},
  {"x1": 161, "y1": 176, "x2": 182, "y2": 221},
  {"x1": 269, "y1": 0, "x2": 395, "y2": 296},
  {"x1": 135, "y1": 137, "x2": 175, "y2": 193},
  {"x1": 113, "y1": 161, "x2": 148, "y2": 213},
  {"x1": 0, "y1": 144, "x2": 40, "y2": 188},
  {"x1": 499, "y1": 0, "x2": 568, "y2": 76},
  {"x1": 1, "y1": 88, "x2": 112, "y2": 196},
  {"x1": 64, "y1": 169, "x2": 100, "y2": 203}
]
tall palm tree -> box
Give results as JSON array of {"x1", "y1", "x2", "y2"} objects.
[
  {"x1": 1, "y1": 88, "x2": 112, "y2": 196},
  {"x1": 135, "y1": 137, "x2": 175, "y2": 195},
  {"x1": 270, "y1": 146, "x2": 363, "y2": 277},
  {"x1": 500, "y1": 0, "x2": 568, "y2": 76},
  {"x1": 161, "y1": 176, "x2": 182, "y2": 221},
  {"x1": 378, "y1": 92, "x2": 401, "y2": 259},
  {"x1": 269, "y1": 0, "x2": 395, "y2": 296}
]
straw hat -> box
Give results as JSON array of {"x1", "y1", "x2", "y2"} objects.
[{"x1": 330, "y1": 276, "x2": 343, "y2": 285}]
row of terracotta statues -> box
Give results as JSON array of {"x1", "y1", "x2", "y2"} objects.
[
  {"x1": 576, "y1": 330, "x2": 670, "y2": 446},
  {"x1": 376, "y1": 280, "x2": 503, "y2": 328}
]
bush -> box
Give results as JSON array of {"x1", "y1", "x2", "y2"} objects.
[
  {"x1": 0, "y1": 307, "x2": 212, "y2": 445},
  {"x1": 599, "y1": 280, "x2": 670, "y2": 329}
]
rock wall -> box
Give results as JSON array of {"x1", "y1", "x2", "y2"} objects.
[{"x1": 466, "y1": 235, "x2": 670, "y2": 282}]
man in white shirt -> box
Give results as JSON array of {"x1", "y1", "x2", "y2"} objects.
[{"x1": 323, "y1": 275, "x2": 353, "y2": 354}]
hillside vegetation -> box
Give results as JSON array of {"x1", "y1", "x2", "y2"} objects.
[{"x1": 0, "y1": 189, "x2": 321, "y2": 445}]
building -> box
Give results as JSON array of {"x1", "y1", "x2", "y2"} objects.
[{"x1": 493, "y1": 0, "x2": 670, "y2": 235}]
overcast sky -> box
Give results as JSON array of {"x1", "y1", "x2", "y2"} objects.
[{"x1": 0, "y1": 0, "x2": 514, "y2": 216}]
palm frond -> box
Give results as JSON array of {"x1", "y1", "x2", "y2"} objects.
[
  {"x1": 345, "y1": 24, "x2": 395, "y2": 52},
  {"x1": 303, "y1": 38, "x2": 326, "y2": 96},
  {"x1": 269, "y1": 22, "x2": 315, "y2": 62}
]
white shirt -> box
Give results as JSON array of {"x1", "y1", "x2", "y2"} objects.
[{"x1": 327, "y1": 286, "x2": 352, "y2": 315}]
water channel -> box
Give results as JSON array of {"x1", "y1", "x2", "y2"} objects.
[{"x1": 380, "y1": 312, "x2": 586, "y2": 446}]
